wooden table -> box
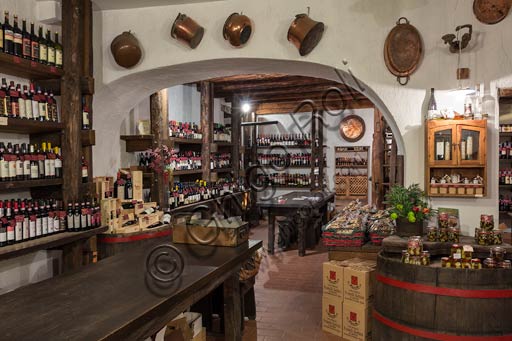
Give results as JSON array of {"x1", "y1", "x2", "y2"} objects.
[
  {"x1": 257, "y1": 191, "x2": 334, "y2": 256},
  {"x1": 0, "y1": 239, "x2": 262, "y2": 341}
]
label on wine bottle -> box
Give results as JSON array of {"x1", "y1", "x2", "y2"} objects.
[
  {"x1": 18, "y1": 98, "x2": 25, "y2": 118},
  {"x1": 15, "y1": 217, "x2": 23, "y2": 242},
  {"x1": 48, "y1": 47, "x2": 55, "y2": 64},
  {"x1": 0, "y1": 229, "x2": 6, "y2": 243},
  {"x1": 42, "y1": 216, "x2": 48, "y2": 235},
  {"x1": 40, "y1": 44, "x2": 47, "y2": 62},
  {"x1": 0, "y1": 160, "x2": 8, "y2": 179},
  {"x1": 56, "y1": 50, "x2": 62, "y2": 67},
  {"x1": 4, "y1": 29, "x2": 13, "y2": 42},
  {"x1": 82, "y1": 167, "x2": 88, "y2": 178},
  {"x1": 35, "y1": 216, "x2": 42, "y2": 236},
  {"x1": 7, "y1": 224, "x2": 14, "y2": 241}
]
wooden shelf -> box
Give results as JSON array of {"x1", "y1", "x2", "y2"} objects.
[
  {"x1": 120, "y1": 135, "x2": 153, "y2": 152},
  {"x1": 499, "y1": 185, "x2": 512, "y2": 188},
  {"x1": 81, "y1": 129, "x2": 95, "y2": 146},
  {"x1": 335, "y1": 165, "x2": 368, "y2": 169},
  {"x1": 169, "y1": 137, "x2": 203, "y2": 144},
  {"x1": 271, "y1": 185, "x2": 311, "y2": 189},
  {"x1": 260, "y1": 165, "x2": 314, "y2": 169},
  {"x1": 0, "y1": 52, "x2": 63, "y2": 80},
  {"x1": 211, "y1": 168, "x2": 233, "y2": 173},
  {"x1": 0, "y1": 225, "x2": 108, "y2": 262},
  {"x1": 499, "y1": 132, "x2": 512, "y2": 137},
  {"x1": 428, "y1": 164, "x2": 485, "y2": 168},
  {"x1": 173, "y1": 169, "x2": 203, "y2": 176},
  {"x1": 0, "y1": 178, "x2": 63, "y2": 191},
  {"x1": 0, "y1": 118, "x2": 64, "y2": 134},
  {"x1": 429, "y1": 193, "x2": 484, "y2": 198},
  {"x1": 213, "y1": 141, "x2": 233, "y2": 147}
]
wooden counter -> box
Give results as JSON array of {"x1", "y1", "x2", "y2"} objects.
[{"x1": 0, "y1": 239, "x2": 262, "y2": 341}]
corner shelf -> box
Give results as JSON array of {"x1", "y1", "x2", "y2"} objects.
[
  {"x1": 0, "y1": 178, "x2": 63, "y2": 191},
  {"x1": 0, "y1": 225, "x2": 108, "y2": 261},
  {"x1": 0, "y1": 52, "x2": 63, "y2": 80},
  {"x1": 0, "y1": 118, "x2": 64, "y2": 134}
]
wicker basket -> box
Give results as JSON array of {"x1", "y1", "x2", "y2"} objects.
[{"x1": 239, "y1": 250, "x2": 262, "y2": 281}]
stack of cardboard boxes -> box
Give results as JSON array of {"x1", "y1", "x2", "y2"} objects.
[
  {"x1": 322, "y1": 258, "x2": 376, "y2": 341},
  {"x1": 94, "y1": 169, "x2": 164, "y2": 234}
]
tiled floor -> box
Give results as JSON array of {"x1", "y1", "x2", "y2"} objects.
[{"x1": 209, "y1": 221, "x2": 344, "y2": 341}]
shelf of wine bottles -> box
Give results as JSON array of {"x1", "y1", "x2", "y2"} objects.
[
  {"x1": 0, "y1": 198, "x2": 102, "y2": 248},
  {"x1": 0, "y1": 141, "x2": 62, "y2": 186},
  {"x1": 169, "y1": 121, "x2": 202, "y2": 140},
  {"x1": 211, "y1": 152, "x2": 231, "y2": 170},
  {"x1": 168, "y1": 178, "x2": 247, "y2": 209},
  {"x1": 1, "y1": 77, "x2": 59, "y2": 122},
  {"x1": 256, "y1": 173, "x2": 312, "y2": 187},
  {"x1": 213, "y1": 123, "x2": 231, "y2": 143},
  {"x1": 257, "y1": 152, "x2": 327, "y2": 168},
  {"x1": 255, "y1": 133, "x2": 313, "y2": 147}
]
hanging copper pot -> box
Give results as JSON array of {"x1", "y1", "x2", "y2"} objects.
[
  {"x1": 287, "y1": 14, "x2": 324, "y2": 56},
  {"x1": 110, "y1": 31, "x2": 142, "y2": 68},
  {"x1": 171, "y1": 13, "x2": 204, "y2": 49},
  {"x1": 223, "y1": 12, "x2": 253, "y2": 47}
]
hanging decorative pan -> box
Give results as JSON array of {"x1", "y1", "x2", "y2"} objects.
[
  {"x1": 473, "y1": 0, "x2": 511, "y2": 25},
  {"x1": 384, "y1": 17, "x2": 423, "y2": 86}
]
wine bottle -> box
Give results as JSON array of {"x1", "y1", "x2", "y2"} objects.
[
  {"x1": 0, "y1": 201, "x2": 6, "y2": 247},
  {"x1": 81, "y1": 156, "x2": 88, "y2": 183},
  {"x1": 12, "y1": 15, "x2": 22, "y2": 57},
  {"x1": 66, "y1": 203, "x2": 74, "y2": 231},
  {"x1": 46, "y1": 29, "x2": 55, "y2": 66},
  {"x1": 3, "y1": 11, "x2": 13, "y2": 55},
  {"x1": 54, "y1": 32, "x2": 62, "y2": 68},
  {"x1": 38, "y1": 26, "x2": 47, "y2": 64},
  {"x1": 8, "y1": 81, "x2": 19, "y2": 118},
  {"x1": 54, "y1": 146, "x2": 62, "y2": 178},
  {"x1": 29, "y1": 144, "x2": 39, "y2": 179},
  {"x1": 6, "y1": 201, "x2": 14, "y2": 244},
  {"x1": 30, "y1": 22, "x2": 39, "y2": 61},
  {"x1": 22, "y1": 19, "x2": 31, "y2": 59},
  {"x1": 30, "y1": 82, "x2": 40, "y2": 121}
]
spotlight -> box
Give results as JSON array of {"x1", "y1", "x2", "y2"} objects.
[{"x1": 242, "y1": 103, "x2": 251, "y2": 113}]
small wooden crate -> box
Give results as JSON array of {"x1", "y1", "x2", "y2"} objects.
[
  {"x1": 173, "y1": 218, "x2": 249, "y2": 247},
  {"x1": 430, "y1": 185, "x2": 439, "y2": 194},
  {"x1": 448, "y1": 186, "x2": 457, "y2": 195},
  {"x1": 456, "y1": 186, "x2": 465, "y2": 195}
]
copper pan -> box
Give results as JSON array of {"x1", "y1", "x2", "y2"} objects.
[
  {"x1": 223, "y1": 12, "x2": 253, "y2": 47},
  {"x1": 171, "y1": 13, "x2": 204, "y2": 49},
  {"x1": 287, "y1": 13, "x2": 324, "y2": 56},
  {"x1": 110, "y1": 31, "x2": 142, "y2": 68}
]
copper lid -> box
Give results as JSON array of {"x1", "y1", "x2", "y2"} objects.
[{"x1": 287, "y1": 13, "x2": 324, "y2": 56}]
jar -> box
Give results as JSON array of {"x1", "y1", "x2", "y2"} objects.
[
  {"x1": 439, "y1": 228, "x2": 449, "y2": 242},
  {"x1": 491, "y1": 246, "x2": 506, "y2": 262},
  {"x1": 499, "y1": 260, "x2": 512, "y2": 269},
  {"x1": 421, "y1": 251, "x2": 430, "y2": 266},
  {"x1": 474, "y1": 227, "x2": 481, "y2": 243},
  {"x1": 453, "y1": 258, "x2": 462, "y2": 268},
  {"x1": 480, "y1": 214, "x2": 494, "y2": 231},
  {"x1": 401, "y1": 250, "x2": 410, "y2": 264},
  {"x1": 439, "y1": 213, "x2": 449, "y2": 229},
  {"x1": 410, "y1": 255, "x2": 421, "y2": 265},
  {"x1": 463, "y1": 247, "x2": 473, "y2": 260},
  {"x1": 492, "y1": 231, "x2": 503, "y2": 245},
  {"x1": 483, "y1": 257, "x2": 497, "y2": 268},
  {"x1": 407, "y1": 236, "x2": 423, "y2": 256},
  {"x1": 471, "y1": 258, "x2": 482, "y2": 269},
  {"x1": 448, "y1": 227, "x2": 460, "y2": 243},
  {"x1": 451, "y1": 244, "x2": 463, "y2": 260},
  {"x1": 477, "y1": 230, "x2": 489, "y2": 246},
  {"x1": 426, "y1": 227, "x2": 438, "y2": 242},
  {"x1": 462, "y1": 259, "x2": 472, "y2": 269},
  {"x1": 441, "y1": 257, "x2": 451, "y2": 268}
]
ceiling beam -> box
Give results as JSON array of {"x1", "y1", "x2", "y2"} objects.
[
  {"x1": 218, "y1": 83, "x2": 357, "y2": 99},
  {"x1": 254, "y1": 99, "x2": 374, "y2": 115}
]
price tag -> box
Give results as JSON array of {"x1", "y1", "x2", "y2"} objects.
[
  {"x1": 12, "y1": 56, "x2": 21, "y2": 64},
  {"x1": 0, "y1": 117, "x2": 7, "y2": 126}
]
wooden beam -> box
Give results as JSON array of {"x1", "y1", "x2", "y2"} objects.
[
  {"x1": 207, "y1": 73, "x2": 288, "y2": 83},
  {"x1": 244, "y1": 93, "x2": 367, "y2": 105},
  {"x1": 255, "y1": 99, "x2": 374, "y2": 115},
  {"x1": 499, "y1": 88, "x2": 512, "y2": 98},
  {"x1": 150, "y1": 90, "x2": 169, "y2": 208},
  {"x1": 372, "y1": 108, "x2": 385, "y2": 209},
  {"x1": 218, "y1": 84, "x2": 357, "y2": 100},
  {"x1": 214, "y1": 77, "x2": 339, "y2": 93},
  {"x1": 61, "y1": 0, "x2": 83, "y2": 203},
  {"x1": 36, "y1": 76, "x2": 94, "y2": 96},
  {"x1": 231, "y1": 98, "x2": 241, "y2": 179},
  {"x1": 200, "y1": 81, "x2": 213, "y2": 180}
]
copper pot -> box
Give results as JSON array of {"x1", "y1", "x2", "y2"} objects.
[
  {"x1": 223, "y1": 12, "x2": 253, "y2": 47},
  {"x1": 110, "y1": 31, "x2": 142, "y2": 68},
  {"x1": 287, "y1": 14, "x2": 324, "y2": 56},
  {"x1": 171, "y1": 13, "x2": 204, "y2": 49}
]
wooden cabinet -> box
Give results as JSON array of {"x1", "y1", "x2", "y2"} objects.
[{"x1": 426, "y1": 120, "x2": 487, "y2": 197}]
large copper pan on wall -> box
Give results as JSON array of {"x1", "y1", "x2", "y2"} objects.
[
  {"x1": 287, "y1": 14, "x2": 325, "y2": 56},
  {"x1": 171, "y1": 13, "x2": 204, "y2": 49},
  {"x1": 223, "y1": 12, "x2": 253, "y2": 47},
  {"x1": 110, "y1": 31, "x2": 142, "y2": 68},
  {"x1": 383, "y1": 17, "x2": 423, "y2": 86}
]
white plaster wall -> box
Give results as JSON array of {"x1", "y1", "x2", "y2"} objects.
[{"x1": 92, "y1": 0, "x2": 512, "y2": 234}]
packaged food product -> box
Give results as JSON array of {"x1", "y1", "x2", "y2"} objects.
[
  {"x1": 439, "y1": 228, "x2": 449, "y2": 242},
  {"x1": 490, "y1": 246, "x2": 506, "y2": 262},
  {"x1": 491, "y1": 231, "x2": 503, "y2": 245},
  {"x1": 483, "y1": 257, "x2": 496, "y2": 268},
  {"x1": 477, "y1": 230, "x2": 489, "y2": 246},
  {"x1": 407, "y1": 236, "x2": 422, "y2": 256},
  {"x1": 498, "y1": 260, "x2": 511, "y2": 269},
  {"x1": 448, "y1": 227, "x2": 460, "y2": 243},
  {"x1": 441, "y1": 257, "x2": 451, "y2": 268},
  {"x1": 421, "y1": 251, "x2": 430, "y2": 266},
  {"x1": 401, "y1": 250, "x2": 410, "y2": 264},
  {"x1": 480, "y1": 214, "x2": 494, "y2": 231},
  {"x1": 426, "y1": 226, "x2": 438, "y2": 242},
  {"x1": 471, "y1": 258, "x2": 482, "y2": 269},
  {"x1": 450, "y1": 244, "x2": 463, "y2": 260}
]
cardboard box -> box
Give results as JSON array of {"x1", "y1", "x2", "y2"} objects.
[
  {"x1": 343, "y1": 265, "x2": 375, "y2": 306},
  {"x1": 192, "y1": 328, "x2": 206, "y2": 341},
  {"x1": 323, "y1": 261, "x2": 344, "y2": 299},
  {"x1": 322, "y1": 295, "x2": 343, "y2": 337},
  {"x1": 342, "y1": 301, "x2": 372, "y2": 341},
  {"x1": 131, "y1": 170, "x2": 143, "y2": 202},
  {"x1": 173, "y1": 218, "x2": 249, "y2": 247}
]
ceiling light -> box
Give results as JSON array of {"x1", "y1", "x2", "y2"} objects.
[{"x1": 242, "y1": 103, "x2": 251, "y2": 113}]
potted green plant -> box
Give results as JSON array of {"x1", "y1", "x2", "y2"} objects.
[{"x1": 386, "y1": 184, "x2": 433, "y2": 237}]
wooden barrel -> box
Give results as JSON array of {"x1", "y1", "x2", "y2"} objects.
[
  {"x1": 97, "y1": 224, "x2": 172, "y2": 259},
  {"x1": 374, "y1": 252, "x2": 512, "y2": 340}
]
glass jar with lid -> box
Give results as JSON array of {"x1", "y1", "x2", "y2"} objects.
[
  {"x1": 407, "y1": 236, "x2": 423, "y2": 256},
  {"x1": 451, "y1": 244, "x2": 463, "y2": 260},
  {"x1": 448, "y1": 227, "x2": 460, "y2": 243},
  {"x1": 421, "y1": 251, "x2": 430, "y2": 266},
  {"x1": 490, "y1": 246, "x2": 506, "y2": 262},
  {"x1": 401, "y1": 250, "x2": 410, "y2": 264},
  {"x1": 426, "y1": 227, "x2": 438, "y2": 242},
  {"x1": 483, "y1": 258, "x2": 497, "y2": 268},
  {"x1": 477, "y1": 230, "x2": 489, "y2": 245},
  {"x1": 439, "y1": 228, "x2": 449, "y2": 242},
  {"x1": 471, "y1": 258, "x2": 482, "y2": 269},
  {"x1": 441, "y1": 257, "x2": 451, "y2": 268}
]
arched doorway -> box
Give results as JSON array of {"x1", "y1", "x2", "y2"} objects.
[{"x1": 94, "y1": 58, "x2": 406, "y2": 206}]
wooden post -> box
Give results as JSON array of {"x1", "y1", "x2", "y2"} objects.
[
  {"x1": 231, "y1": 98, "x2": 241, "y2": 179},
  {"x1": 317, "y1": 110, "x2": 324, "y2": 190},
  {"x1": 372, "y1": 108, "x2": 384, "y2": 209},
  {"x1": 223, "y1": 272, "x2": 242, "y2": 341},
  {"x1": 150, "y1": 90, "x2": 169, "y2": 208},
  {"x1": 200, "y1": 81, "x2": 213, "y2": 180},
  {"x1": 61, "y1": 0, "x2": 83, "y2": 203},
  {"x1": 310, "y1": 111, "x2": 317, "y2": 190}
]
